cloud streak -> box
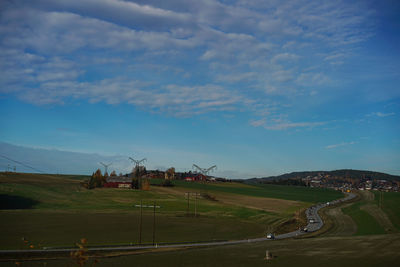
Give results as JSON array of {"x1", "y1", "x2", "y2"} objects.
[
  {"x1": 250, "y1": 118, "x2": 327, "y2": 130},
  {"x1": 368, "y1": 112, "x2": 396, "y2": 118},
  {"x1": 325, "y1": 141, "x2": 356, "y2": 149},
  {"x1": 0, "y1": 0, "x2": 378, "y2": 124}
]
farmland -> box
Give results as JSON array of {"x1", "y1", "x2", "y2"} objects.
[
  {"x1": 318, "y1": 190, "x2": 398, "y2": 238},
  {"x1": 1, "y1": 172, "x2": 400, "y2": 266},
  {"x1": 80, "y1": 233, "x2": 400, "y2": 267},
  {"x1": 1, "y1": 234, "x2": 399, "y2": 267},
  {"x1": 159, "y1": 179, "x2": 343, "y2": 203},
  {"x1": 372, "y1": 191, "x2": 400, "y2": 231},
  {"x1": 339, "y1": 191, "x2": 397, "y2": 236},
  {"x1": 342, "y1": 202, "x2": 385, "y2": 235},
  {"x1": 0, "y1": 172, "x2": 341, "y2": 249}
]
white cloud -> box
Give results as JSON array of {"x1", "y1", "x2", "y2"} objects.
[
  {"x1": 249, "y1": 117, "x2": 326, "y2": 130},
  {"x1": 250, "y1": 118, "x2": 267, "y2": 127},
  {"x1": 368, "y1": 112, "x2": 396, "y2": 118},
  {"x1": 16, "y1": 77, "x2": 248, "y2": 116},
  {"x1": 271, "y1": 53, "x2": 300, "y2": 63},
  {"x1": 0, "y1": 0, "x2": 377, "y2": 121},
  {"x1": 265, "y1": 121, "x2": 326, "y2": 130},
  {"x1": 296, "y1": 72, "x2": 331, "y2": 86},
  {"x1": 325, "y1": 141, "x2": 356, "y2": 149}
]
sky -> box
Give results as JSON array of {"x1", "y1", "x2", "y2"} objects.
[{"x1": 0, "y1": 0, "x2": 399, "y2": 178}]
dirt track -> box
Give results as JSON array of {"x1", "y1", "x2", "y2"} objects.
[
  {"x1": 325, "y1": 203, "x2": 357, "y2": 236},
  {"x1": 361, "y1": 204, "x2": 396, "y2": 233},
  {"x1": 358, "y1": 190, "x2": 396, "y2": 233}
]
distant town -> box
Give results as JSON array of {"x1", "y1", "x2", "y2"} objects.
[
  {"x1": 301, "y1": 174, "x2": 399, "y2": 192},
  {"x1": 251, "y1": 170, "x2": 400, "y2": 192}
]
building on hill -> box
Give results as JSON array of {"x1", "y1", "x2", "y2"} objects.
[
  {"x1": 184, "y1": 173, "x2": 208, "y2": 182},
  {"x1": 104, "y1": 176, "x2": 132, "y2": 189}
]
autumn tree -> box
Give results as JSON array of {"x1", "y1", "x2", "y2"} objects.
[
  {"x1": 165, "y1": 167, "x2": 175, "y2": 180},
  {"x1": 88, "y1": 169, "x2": 104, "y2": 189}
]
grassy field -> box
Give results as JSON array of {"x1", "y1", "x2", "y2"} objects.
[
  {"x1": 373, "y1": 191, "x2": 400, "y2": 231},
  {"x1": 2, "y1": 173, "x2": 400, "y2": 266},
  {"x1": 323, "y1": 202, "x2": 357, "y2": 237},
  {"x1": 342, "y1": 202, "x2": 385, "y2": 235},
  {"x1": 335, "y1": 190, "x2": 400, "y2": 236},
  {"x1": 2, "y1": 234, "x2": 399, "y2": 267},
  {"x1": 0, "y1": 211, "x2": 268, "y2": 249},
  {"x1": 156, "y1": 179, "x2": 343, "y2": 203},
  {"x1": 0, "y1": 172, "x2": 328, "y2": 249},
  {"x1": 87, "y1": 234, "x2": 400, "y2": 267}
]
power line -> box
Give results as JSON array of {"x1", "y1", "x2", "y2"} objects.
[{"x1": 0, "y1": 154, "x2": 45, "y2": 173}]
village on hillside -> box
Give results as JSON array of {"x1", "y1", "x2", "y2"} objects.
[{"x1": 301, "y1": 173, "x2": 400, "y2": 192}]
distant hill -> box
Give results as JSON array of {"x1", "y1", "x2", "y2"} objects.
[{"x1": 246, "y1": 169, "x2": 400, "y2": 184}]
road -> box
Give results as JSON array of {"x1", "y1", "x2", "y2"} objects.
[
  {"x1": 276, "y1": 192, "x2": 356, "y2": 239},
  {"x1": 0, "y1": 193, "x2": 356, "y2": 254}
]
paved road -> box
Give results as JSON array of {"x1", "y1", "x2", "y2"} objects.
[
  {"x1": 276, "y1": 192, "x2": 356, "y2": 239},
  {"x1": 0, "y1": 193, "x2": 356, "y2": 254}
]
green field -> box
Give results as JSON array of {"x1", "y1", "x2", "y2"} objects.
[
  {"x1": 373, "y1": 191, "x2": 400, "y2": 231},
  {"x1": 2, "y1": 234, "x2": 399, "y2": 267},
  {"x1": 336, "y1": 190, "x2": 399, "y2": 236},
  {"x1": 0, "y1": 172, "x2": 335, "y2": 249},
  {"x1": 153, "y1": 179, "x2": 343, "y2": 203},
  {"x1": 0, "y1": 211, "x2": 269, "y2": 249},
  {"x1": 2, "y1": 173, "x2": 400, "y2": 266},
  {"x1": 83, "y1": 234, "x2": 400, "y2": 267},
  {"x1": 342, "y1": 202, "x2": 385, "y2": 235}
]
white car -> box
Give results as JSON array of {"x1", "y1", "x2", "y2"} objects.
[{"x1": 266, "y1": 233, "x2": 275, "y2": 239}]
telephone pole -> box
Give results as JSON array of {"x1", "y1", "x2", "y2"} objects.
[
  {"x1": 152, "y1": 201, "x2": 156, "y2": 246},
  {"x1": 187, "y1": 192, "x2": 190, "y2": 216},
  {"x1": 134, "y1": 201, "x2": 160, "y2": 246},
  {"x1": 195, "y1": 193, "x2": 197, "y2": 217},
  {"x1": 139, "y1": 199, "x2": 143, "y2": 245},
  {"x1": 185, "y1": 192, "x2": 199, "y2": 217}
]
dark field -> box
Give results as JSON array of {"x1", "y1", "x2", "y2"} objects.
[
  {"x1": 2, "y1": 172, "x2": 399, "y2": 267},
  {"x1": 0, "y1": 172, "x2": 315, "y2": 249},
  {"x1": 1, "y1": 234, "x2": 399, "y2": 267},
  {"x1": 373, "y1": 191, "x2": 400, "y2": 231},
  {"x1": 155, "y1": 179, "x2": 343, "y2": 203}
]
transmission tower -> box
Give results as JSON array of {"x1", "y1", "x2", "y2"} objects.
[
  {"x1": 99, "y1": 162, "x2": 112, "y2": 174},
  {"x1": 192, "y1": 164, "x2": 217, "y2": 176},
  {"x1": 129, "y1": 157, "x2": 147, "y2": 168}
]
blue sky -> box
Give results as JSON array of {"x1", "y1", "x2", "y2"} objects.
[{"x1": 0, "y1": 0, "x2": 399, "y2": 178}]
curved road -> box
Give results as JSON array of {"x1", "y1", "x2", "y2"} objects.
[{"x1": 0, "y1": 193, "x2": 356, "y2": 254}]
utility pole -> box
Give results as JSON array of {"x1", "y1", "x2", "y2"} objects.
[
  {"x1": 152, "y1": 201, "x2": 156, "y2": 246},
  {"x1": 187, "y1": 192, "x2": 190, "y2": 216},
  {"x1": 139, "y1": 199, "x2": 143, "y2": 245},
  {"x1": 195, "y1": 193, "x2": 197, "y2": 217},
  {"x1": 134, "y1": 201, "x2": 161, "y2": 246}
]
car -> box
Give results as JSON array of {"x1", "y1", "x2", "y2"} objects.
[
  {"x1": 309, "y1": 218, "x2": 315, "y2": 223},
  {"x1": 302, "y1": 227, "x2": 308, "y2": 232},
  {"x1": 266, "y1": 233, "x2": 275, "y2": 239}
]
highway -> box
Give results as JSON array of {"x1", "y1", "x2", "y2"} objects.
[
  {"x1": 276, "y1": 192, "x2": 356, "y2": 239},
  {"x1": 0, "y1": 193, "x2": 356, "y2": 254}
]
